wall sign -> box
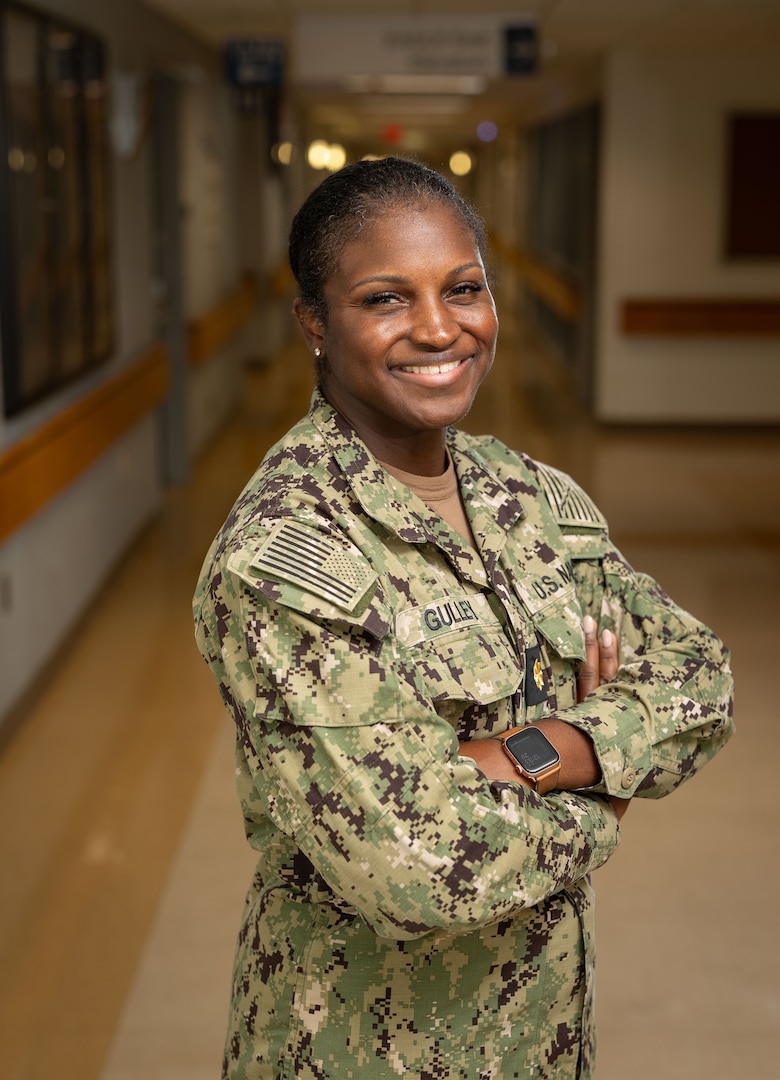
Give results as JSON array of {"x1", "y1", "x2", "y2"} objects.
[
  {"x1": 224, "y1": 39, "x2": 285, "y2": 90},
  {"x1": 294, "y1": 16, "x2": 537, "y2": 82}
]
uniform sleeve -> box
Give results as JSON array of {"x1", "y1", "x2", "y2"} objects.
[
  {"x1": 560, "y1": 544, "x2": 734, "y2": 800},
  {"x1": 195, "y1": 551, "x2": 620, "y2": 941}
]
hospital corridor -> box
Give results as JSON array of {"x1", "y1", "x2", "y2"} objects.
[{"x1": 1, "y1": 1, "x2": 779, "y2": 1078}]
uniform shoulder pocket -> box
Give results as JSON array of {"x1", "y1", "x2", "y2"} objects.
[{"x1": 227, "y1": 518, "x2": 390, "y2": 639}]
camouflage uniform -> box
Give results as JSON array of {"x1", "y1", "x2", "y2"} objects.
[{"x1": 193, "y1": 390, "x2": 733, "y2": 1080}]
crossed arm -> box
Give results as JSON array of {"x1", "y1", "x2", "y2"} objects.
[{"x1": 458, "y1": 616, "x2": 629, "y2": 820}]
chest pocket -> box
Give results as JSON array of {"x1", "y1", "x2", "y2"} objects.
[
  {"x1": 506, "y1": 526, "x2": 608, "y2": 710},
  {"x1": 523, "y1": 588, "x2": 587, "y2": 711},
  {"x1": 396, "y1": 592, "x2": 523, "y2": 735}
]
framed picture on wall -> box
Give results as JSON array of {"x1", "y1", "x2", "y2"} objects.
[
  {"x1": 725, "y1": 112, "x2": 780, "y2": 259},
  {"x1": 0, "y1": 2, "x2": 114, "y2": 418}
]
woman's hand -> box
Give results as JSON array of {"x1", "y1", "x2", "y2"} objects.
[
  {"x1": 574, "y1": 616, "x2": 629, "y2": 820},
  {"x1": 459, "y1": 615, "x2": 630, "y2": 820},
  {"x1": 576, "y1": 615, "x2": 617, "y2": 702}
]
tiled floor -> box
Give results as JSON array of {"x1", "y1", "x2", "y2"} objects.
[{"x1": 0, "y1": 309, "x2": 778, "y2": 1080}]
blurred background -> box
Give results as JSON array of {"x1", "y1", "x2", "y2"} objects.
[{"x1": 0, "y1": 2, "x2": 778, "y2": 1078}]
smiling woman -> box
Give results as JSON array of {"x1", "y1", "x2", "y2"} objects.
[
  {"x1": 192, "y1": 156, "x2": 734, "y2": 1080},
  {"x1": 287, "y1": 158, "x2": 498, "y2": 474},
  {"x1": 294, "y1": 202, "x2": 498, "y2": 473}
]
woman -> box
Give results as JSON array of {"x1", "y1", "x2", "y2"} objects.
[{"x1": 193, "y1": 157, "x2": 733, "y2": 1080}]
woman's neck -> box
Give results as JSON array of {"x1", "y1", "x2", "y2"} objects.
[
  {"x1": 326, "y1": 393, "x2": 449, "y2": 477},
  {"x1": 367, "y1": 434, "x2": 448, "y2": 477}
]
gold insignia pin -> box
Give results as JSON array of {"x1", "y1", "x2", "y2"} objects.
[{"x1": 533, "y1": 658, "x2": 544, "y2": 690}]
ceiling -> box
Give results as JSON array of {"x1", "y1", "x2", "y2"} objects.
[{"x1": 140, "y1": 0, "x2": 780, "y2": 152}]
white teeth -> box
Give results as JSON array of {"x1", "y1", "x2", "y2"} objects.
[{"x1": 401, "y1": 359, "x2": 461, "y2": 375}]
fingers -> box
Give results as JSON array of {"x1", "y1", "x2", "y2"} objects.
[
  {"x1": 576, "y1": 615, "x2": 599, "y2": 702},
  {"x1": 599, "y1": 627, "x2": 618, "y2": 684},
  {"x1": 576, "y1": 616, "x2": 619, "y2": 703}
]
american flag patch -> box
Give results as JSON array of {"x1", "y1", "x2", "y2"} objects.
[
  {"x1": 250, "y1": 520, "x2": 376, "y2": 611},
  {"x1": 534, "y1": 462, "x2": 607, "y2": 530}
]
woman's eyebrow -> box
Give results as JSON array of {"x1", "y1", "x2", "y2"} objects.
[
  {"x1": 451, "y1": 261, "x2": 484, "y2": 275},
  {"x1": 350, "y1": 274, "x2": 408, "y2": 291}
]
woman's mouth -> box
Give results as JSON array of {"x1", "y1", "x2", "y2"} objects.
[{"x1": 398, "y1": 358, "x2": 464, "y2": 375}]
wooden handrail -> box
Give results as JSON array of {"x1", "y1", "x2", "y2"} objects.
[
  {"x1": 188, "y1": 273, "x2": 257, "y2": 367},
  {"x1": 0, "y1": 343, "x2": 169, "y2": 544},
  {"x1": 621, "y1": 299, "x2": 780, "y2": 336},
  {"x1": 488, "y1": 234, "x2": 582, "y2": 323}
]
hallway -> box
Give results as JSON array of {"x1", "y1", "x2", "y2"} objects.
[{"x1": 0, "y1": 312, "x2": 778, "y2": 1080}]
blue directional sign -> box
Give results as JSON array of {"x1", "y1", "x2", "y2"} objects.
[{"x1": 225, "y1": 39, "x2": 285, "y2": 89}]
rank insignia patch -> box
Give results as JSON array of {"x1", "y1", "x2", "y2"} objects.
[{"x1": 524, "y1": 645, "x2": 548, "y2": 705}]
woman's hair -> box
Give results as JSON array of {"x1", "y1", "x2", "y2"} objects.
[{"x1": 288, "y1": 156, "x2": 488, "y2": 324}]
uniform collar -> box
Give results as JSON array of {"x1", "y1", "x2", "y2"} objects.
[{"x1": 308, "y1": 390, "x2": 527, "y2": 583}]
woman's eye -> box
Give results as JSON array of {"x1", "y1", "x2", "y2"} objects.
[
  {"x1": 363, "y1": 292, "x2": 399, "y2": 306},
  {"x1": 451, "y1": 281, "x2": 484, "y2": 297}
]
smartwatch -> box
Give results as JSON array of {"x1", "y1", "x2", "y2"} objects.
[{"x1": 496, "y1": 726, "x2": 561, "y2": 794}]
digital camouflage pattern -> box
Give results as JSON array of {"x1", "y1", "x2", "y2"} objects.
[{"x1": 193, "y1": 390, "x2": 734, "y2": 1080}]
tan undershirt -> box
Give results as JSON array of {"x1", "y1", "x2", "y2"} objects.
[{"x1": 380, "y1": 451, "x2": 477, "y2": 550}]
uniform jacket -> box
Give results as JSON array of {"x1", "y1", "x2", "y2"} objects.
[{"x1": 193, "y1": 390, "x2": 734, "y2": 1080}]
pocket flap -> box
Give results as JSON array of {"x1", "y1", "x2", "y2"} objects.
[{"x1": 531, "y1": 598, "x2": 586, "y2": 662}]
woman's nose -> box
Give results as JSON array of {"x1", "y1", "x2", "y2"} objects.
[{"x1": 409, "y1": 297, "x2": 459, "y2": 348}]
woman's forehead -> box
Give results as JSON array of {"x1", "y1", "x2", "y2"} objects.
[{"x1": 338, "y1": 200, "x2": 478, "y2": 258}]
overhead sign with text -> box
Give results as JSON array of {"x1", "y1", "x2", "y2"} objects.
[{"x1": 294, "y1": 16, "x2": 538, "y2": 82}]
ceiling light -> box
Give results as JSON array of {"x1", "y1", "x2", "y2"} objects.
[
  {"x1": 307, "y1": 139, "x2": 330, "y2": 169},
  {"x1": 344, "y1": 74, "x2": 487, "y2": 96},
  {"x1": 476, "y1": 121, "x2": 498, "y2": 143},
  {"x1": 307, "y1": 140, "x2": 347, "y2": 171},
  {"x1": 449, "y1": 151, "x2": 473, "y2": 177},
  {"x1": 272, "y1": 142, "x2": 294, "y2": 165}
]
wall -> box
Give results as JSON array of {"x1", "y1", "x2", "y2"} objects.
[
  {"x1": 596, "y1": 47, "x2": 780, "y2": 423},
  {"x1": 0, "y1": 1, "x2": 239, "y2": 726},
  {"x1": 476, "y1": 127, "x2": 526, "y2": 314},
  {"x1": 179, "y1": 78, "x2": 250, "y2": 460},
  {"x1": 180, "y1": 81, "x2": 240, "y2": 319},
  {"x1": 0, "y1": 418, "x2": 160, "y2": 720}
]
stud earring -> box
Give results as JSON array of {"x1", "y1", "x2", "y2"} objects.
[{"x1": 314, "y1": 347, "x2": 322, "y2": 358}]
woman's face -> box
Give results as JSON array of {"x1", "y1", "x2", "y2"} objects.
[{"x1": 298, "y1": 201, "x2": 498, "y2": 468}]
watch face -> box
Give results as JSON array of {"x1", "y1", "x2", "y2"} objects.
[{"x1": 504, "y1": 727, "x2": 560, "y2": 774}]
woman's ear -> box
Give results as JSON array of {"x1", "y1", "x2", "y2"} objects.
[{"x1": 293, "y1": 298, "x2": 324, "y2": 356}]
